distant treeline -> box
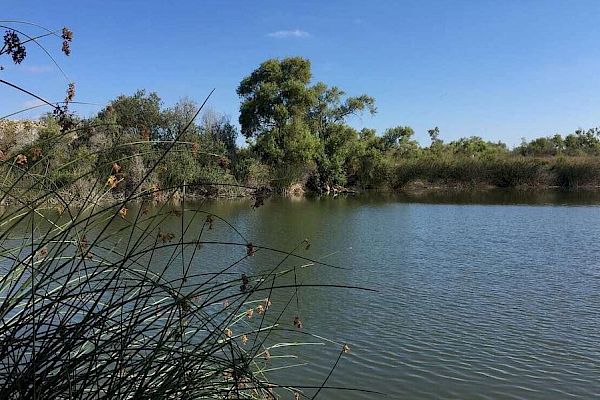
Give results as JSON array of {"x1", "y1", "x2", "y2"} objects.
[{"x1": 2, "y1": 57, "x2": 600, "y2": 202}]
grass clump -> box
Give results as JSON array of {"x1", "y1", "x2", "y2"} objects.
[{"x1": 0, "y1": 97, "x2": 369, "y2": 400}]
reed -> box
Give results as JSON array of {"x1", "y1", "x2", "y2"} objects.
[
  {"x1": 392, "y1": 156, "x2": 600, "y2": 190},
  {"x1": 553, "y1": 157, "x2": 600, "y2": 189},
  {"x1": 0, "y1": 93, "x2": 373, "y2": 399}
]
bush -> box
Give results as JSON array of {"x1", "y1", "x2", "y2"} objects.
[
  {"x1": 393, "y1": 156, "x2": 549, "y2": 189},
  {"x1": 486, "y1": 157, "x2": 546, "y2": 188},
  {"x1": 233, "y1": 150, "x2": 272, "y2": 188},
  {"x1": 554, "y1": 157, "x2": 600, "y2": 188}
]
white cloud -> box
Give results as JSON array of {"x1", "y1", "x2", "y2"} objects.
[
  {"x1": 24, "y1": 65, "x2": 54, "y2": 73},
  {"x1": 267, "y1": 29, "x2": 311, "y2": 39}
]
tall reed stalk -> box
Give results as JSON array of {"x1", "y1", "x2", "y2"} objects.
[{"x1": 0, "y1": 92, "x2": 373, "y2": 399}]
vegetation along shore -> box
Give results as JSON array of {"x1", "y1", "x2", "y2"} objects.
[{"x1": 2, "y1": 57, "x2": 600, "y2": 206}]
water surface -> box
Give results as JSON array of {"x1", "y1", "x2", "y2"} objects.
[
  {"x1": 190, "y1": 191, "x2": 600, "y2": 399},
  {"x1": 8, "y1": 190, "x2": 600, "y2": 399}
]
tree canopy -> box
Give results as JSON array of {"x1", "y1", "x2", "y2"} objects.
[{"x1": 237, "y1": 56, "x2": 376, "y2": 189}]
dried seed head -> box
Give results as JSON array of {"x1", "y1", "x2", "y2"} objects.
[
  {"x1": 15, "y1": 154, "x2": 27, "y2": 166},
  {"x1": 3, "y1": 30, "x2": 26, "y2": 64},
  {"x1": 53, "y1": 106, "x2": 75, "y2": 131},
  {"x1": 246, "y1": 308, "x2": 254, "y2": 319},
  {"x1": 118, "y1": 207, "x2": 128, "y2": 219},
  {"x1": 303, "y1": 238, "x2": 311, "y2": 250},
  {"x1": 342, "y1": 343, "x2": 350, "y2": 353},
  {"x1": 246, "y1": 243, "x2": 256, "y2": 257},
  {"x1": 218, "y1": 156, "x2": 229, "y2": 168},
  {"x1": 225, "y1": 328, "x2": 232, "y2": 338},
  {"x1": 30, "y1": 147, "x2": 43, "y2": 160},
  {"x1": 79, "y1": 236, "x2": 88, "y2": 250},
  {"x1": 205, "y1": 215, "x2": 214, "y2": 230},
  {"x1": 150, "y1": 183, "x2": 160, "y2": 200},
  {"x1": 65, "y1": 82, "x2": 75, "y2": 103},
  {"x1": 140, "y1": 126, "x2": 150, "y2": 141},
  {"x1": 107, "y1": 175, "x2": 118, "y2": 189},
  {"x1": 78, "y1": 236, "x2": 91, "y2": 259},
  {"x1": 61, "y1": 40, "x2": 71, "y2": 56},
  {"x1": 251, "y1": 186, "x2": 270, "y2": 209},
  {"x1": 61, "y1": 27, "x2": 73, "y2": 41},
  {"x1": 293, "y1": 316, "x2": 303, "y2": 329},
  {"x1": 241, "y1": 334, "x2": 248, "y2": 345},
  {"x1": 256, "y1": 304, "x2": 265, "y2": 315},
  {"x1": 158, "y1": 231, "x2": 175, "y2": 243},
  {"x1": 60, "y1": 27, "x2": 73, "y2": 57},
  {"x1": 36, "y1": 246, "x2": 48, "y2": 261}
]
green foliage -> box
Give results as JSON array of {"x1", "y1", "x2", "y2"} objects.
[
  {"x1": 233, "y1": 148, "x2": 272, "y2": 187},
  {"x1": 237, "y1": 57, "x2": 313, "y2": 139},
  {"x1": 447, "y1": 136, "x2": 508, "y2": 158},
  {"x1": 487, "y1": 157, "x2": 545, "y2": 187},
  {"x1": 554, "y1": 157, "x2": 600, "y2": 188},
  {"x1": 159, "y1": 142, "x2": 201, "y2": 188},
  {"x1": 517, "y1": 129, "x2": 600, "y2": 157},
  {"x1": 99, "y1": 90, "x2": 165, "y2": 140},
  {"x1": 1, "y1": 91, "x2": 244, "y2": 202},
  {"x1": 394, "y1": 157, "x2": 548, "y2": 189},
  {"x1": 0, "y1": 109, "x2": 353, "y2": 399},
  {"x1": 237, "y1": 57, "x2": 376, "y2": 190},
  {"x1": 381, "y1": 126, "x2": 421, "y2": 157},
  {"x1": 5, "y1": 55, "x2": 600, "y2": 199}
]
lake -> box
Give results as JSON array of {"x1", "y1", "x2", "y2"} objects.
[
  {"x1": 139, "y1": 190, "x2": 600, "y2": 399},
  {"x1": 4, "y1": 190, "x2": 600, "y2": 399}
]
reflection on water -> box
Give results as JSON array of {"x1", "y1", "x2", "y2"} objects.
[
  {"x1": 350, "y1": 188, "x2": 600, "y2": 206},
  {"x1": 194, "y1": 190, "x2": 600, "y2": 399}
]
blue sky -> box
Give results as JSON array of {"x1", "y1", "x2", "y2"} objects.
[{"x1": 2, "y1": 0, "x2": 600, "y2": 146}]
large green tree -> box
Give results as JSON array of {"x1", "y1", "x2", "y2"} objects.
[{"x1": 237, "y1": 56, "x2": 376, "y2": 188}]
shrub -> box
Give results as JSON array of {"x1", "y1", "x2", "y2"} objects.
[
  {"x1": 553, "y1": 157, "x2": 600, "y2": 188},
  {"x1": 487, "y1": 157, "x2": 546, "y2": 188}
]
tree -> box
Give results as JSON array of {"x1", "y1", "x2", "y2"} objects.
[
  {"x1": 427, "y1": 126, "x2": 444, "y2": 154},
  {"x1": 99, "y1": 90, "x2": 165, "y2": 140},
  {"x1": 564, "y1": 128, "x2": 600, "y2": 155},
  {"x1": 448, "y1": 136, "x2": 507, "y2": 158},
  {"x1": 381, "y1": 126, "x2": 418, "y2": 155},
  {"x1": 309, "y1": 82, "x2": 376, "y2": 136},
  {"x1": 427, "y1": 126, "x2": 440, "y2": 144},
  {"x1": 517, "y1": 135, "x2": 564, "y2": 157},
  {"x1": 237, "y1": 57, "x2": 313, "y2": 141},
  {"x1": 200, "y1": 110, "x2": 238, "y2": 159},
  {"x1": 237, "y1": 56, "x2": 376, "y2": 189}
]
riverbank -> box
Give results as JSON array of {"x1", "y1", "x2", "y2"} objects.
[
  {"x1": 3, "y1": 175, "x2": 600, "y2": 209},
  {"x1": 391, "y1": 156, "x2": 600, "y2": 191}
]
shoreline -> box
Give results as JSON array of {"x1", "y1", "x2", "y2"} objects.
[{"x1": 3, "y1": 181, "x2": 600, "y2": 208}]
